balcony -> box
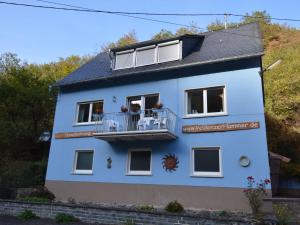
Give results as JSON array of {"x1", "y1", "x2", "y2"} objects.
[{"x1": 93, "y1": 108, "x2": 177, "y2": 141}]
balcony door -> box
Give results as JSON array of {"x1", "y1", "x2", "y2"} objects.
[{"x1": 127, "y1": 94, "x2": 159, "y2": 131}]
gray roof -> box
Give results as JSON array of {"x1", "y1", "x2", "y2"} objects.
[{"x1": 55, "y1": 22, "x2": 263, "y2": 87}]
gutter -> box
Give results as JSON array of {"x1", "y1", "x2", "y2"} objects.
[{"x1": 54, "y1": 52, "x2": 264, "y2": 88}]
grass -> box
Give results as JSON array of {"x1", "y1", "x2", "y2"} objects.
[
  {"x1": 17, "y1": 210, "x2": 38, "y2": 221},
  {"x1": 55, "y1": 213, "x2": 80, "y2": 223}
]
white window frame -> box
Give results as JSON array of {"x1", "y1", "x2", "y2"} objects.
[
  {"x1": 135, "y1": 45, "x2": 156, "y2": 67},
  {"x1": 113, "y1": 40, "x2": 182, "y2": 70},
  {"x1": 191, "y1": 147, "x2": 223, "y2": 177},
  {"x1": 184, "y1": 86, "x2": 227, "y2": 118},
  {"x1": 115, "y1": 49, "x2": 135, "y2": 70},
  {"x1": 157, "y1": 40, "x2": 181, "y2": 63},
  {"x1": 75, "y1": 100, "x2": 104, "y2": 125},
  {"x1": 126, "y1": 148, "x2": 152, "y2": 176},
  {"x1": 73, "y1": 150, "x2": 94, "y2": 175}
]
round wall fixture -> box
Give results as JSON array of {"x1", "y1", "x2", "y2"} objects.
[{"x1": 239, "y1": 156, "x2": 251, "y2": 167}]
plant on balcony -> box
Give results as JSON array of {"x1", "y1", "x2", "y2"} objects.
[
  {"x1": 121, "y1": 105, "x2": 128, "y2": 113},
  {"x1": 154, "y1": 102, "x2": 163, "y2": 109},
  {"x1": 95, "y1": 107, "x2": 103, "y2": 114},
  {"x1": 243, "y1": 176, "x2": 270, "y2": 218},
  {"x1": 130, "y1": 104, "x2": 141, "y2": 113}
]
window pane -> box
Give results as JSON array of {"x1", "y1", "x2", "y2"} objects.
[
  {"x1": 77, "y1": 103, "x2": 90, "y2": 123},
  {"x1": 130, "y1": 151, "x2": 151, "y2": 171},
  {"x1": 115, "y1": 51, "x2": 134, "y2": 69},
  {"x1": 76, "y1": 152, "x2": 93, "y2": 170},
  {"x1": 91, "y1": 101, "x2": 104, "y2": 122},
  {"x1": 207, "y1": 87, "x2": 224, "y2": 113},
  {"x1": 187, "y1": 90, "x2": 204, "y2": 114},
  {"x1": 136, "y1": 48, "x2": 155, "y2": 66},
  {"x1": 194, "y1": 149, "x2": 220, "y2": 172},
  {"x1": 144, "y1": 95, "x2": 159, "y2": 117},
  {"x1": 158, "y1": 43, "x2": 179, "y2": 63}
]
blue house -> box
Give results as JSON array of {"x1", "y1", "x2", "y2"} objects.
[{"x1": 46, "y1": 22, "x2": 271, "y2": 212}]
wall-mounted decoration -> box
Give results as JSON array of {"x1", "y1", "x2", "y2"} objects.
[
  {"x1": 239, "y1": 156, "x2": 250, "y2": 167},
  {"x1": 182, "y1": 121, "x2": 260, "y2": 133},
  {"x1": 107, "y1": 157, "x2": 112, "y2": 169},
  {"x1": 162, "y1": 154, "x2": 179, "y2": 172}
]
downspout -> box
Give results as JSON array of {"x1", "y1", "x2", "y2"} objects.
[{"x1": 259, "y1": 57, "x2": 265, "y2": 106}]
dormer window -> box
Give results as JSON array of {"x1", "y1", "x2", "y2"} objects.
[
  {"x1": 115, "y1": 50, "x2": 134, "y2": 70},
  {"x1": 113, "y1": 40, "x2": 181, "y2": 70},
  {"x1": 135, "y1": 45, "x2": 156, "y2": 67},
  {"x1": 157, "y1": 40, "x2": 180, "y2": 63}
]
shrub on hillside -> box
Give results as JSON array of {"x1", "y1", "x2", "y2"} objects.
[
  {"x1": 26, "y1": 186, "x2": 55, "y2": 201},
  {"x1": 165, "y1": 200, "x2": 184, "y2": 213},
  {"x1": 18, "y1": 210, "x2": 38, "y2": 221},
  {"x1": 55, "y1": 213, "x2": 80, "y2": 223}
]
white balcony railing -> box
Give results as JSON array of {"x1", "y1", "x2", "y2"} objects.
[{"x1": 94, "y1": 108, "x2": 177, "y2": 141}]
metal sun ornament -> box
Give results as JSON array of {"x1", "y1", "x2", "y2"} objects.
[{"x1": 162, "y1": 154, "x2": 179, "y2": 172}]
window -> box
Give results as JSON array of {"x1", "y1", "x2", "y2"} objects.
[
  {"x1": 186, "y1": 86, "x2": 226, "y2": 117},
  {"x1": 127, "y1": 149, "x2": 152, "y2": 175},
  {"x1": 77, "y1": 101, "x2": 103, "y2": 124},
  {"x1": 74, "y1": 151, "x2": 94, "y2": 174},
  {"x1": 192, "y1": 147, "x2": 222, "y2": 177},
  {"x1": 113, "y1": 40, "x2": 181, "y2": 70},
  {"x1": 158, "y1": 41, "x2": 180, "y2": 63},
  {"x1": 136, "y1": 46, "x2": 156, "y2": 66},
  {"x1": 115, "y1": 50, "x2": 134, "y2": 69}
]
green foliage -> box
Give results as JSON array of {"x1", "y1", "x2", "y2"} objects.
[
  {"x1": 124, "y1": 219, "x2": 136, "y2": 225},
  {"x1": 0, "y1": 53, "x2": 86, "y2": 188},
  {"x1": 175, "y1": 21, "x2": 200, "y2": 36},
  {"x1": 55, "y1": 213, "x2": 80, "y2": 223},
  {"x1": 18, "y1": 210, "x2": 38, "y2": 221},
  {"x1": 165, "y1": 200, "x2": 184, "y2": 213},
  {"x1": 0, "y1": 160, "x2": 47, "y2": 189},
  {"x1": 101, "y1": 30, "x2": 138, "y2": 52},
  {"x1": 20, "y1": 196, "x2": 50, "y2": 203},
  {"x1": 273, "y1": 204, "x2": 292, "y2": 225},
  {"x1": 139, "y1": 205, "x2": 154, "y2": 212},
  {"x1": 152, "y1": 29, "x2": 174, "y2": 40}
]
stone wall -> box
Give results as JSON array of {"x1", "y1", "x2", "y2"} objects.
[{"x1": 0, "y1": 199, "x2": 275, "y2": 225}]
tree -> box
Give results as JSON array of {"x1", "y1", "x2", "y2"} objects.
[
  {"x1": 101, "y1": 31, "x2": 138, "y2": 52},
  {"x1": 152, "y1": 29, "x2": 174, "y2": 40},
  {"x1": 175, "y1": 21, "x2": 200, "y2": 35}
]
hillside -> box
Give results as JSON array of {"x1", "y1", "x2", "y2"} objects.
[{"x1": 262, "y1": 24, "x2": 300, "y2": 177}]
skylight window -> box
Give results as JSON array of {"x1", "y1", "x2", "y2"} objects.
[{"x1": 113, "y1": 40, "x2": 181, "y2": 70}]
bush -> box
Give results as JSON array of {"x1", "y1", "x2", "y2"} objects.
[
  {"x1": 139, "y1": 205, "x2": 154, "y2": 212},
  {"x1": 55, "y1": 213, "x2": 80, "y2": 223},
  {"x1": 273, "y1": 204, "x2": 292, "y2": 225},
  {"x1": 27, "y1": 186, "x2": 55, "y2": 201},
  {"x1": 165, "y1": 200, "x2": 184, "y2": 213},
  {"x1": 0, "y1": 160, "x2": 47, "y2": 189},
  {"x1": 20, "y1": 196, "x2": 50, "y2": 203},
  {"x1": 18, "y1": 210, "x2": 38, "y2": 221},
  {"x1": 243, "y1": 176, "x2": 270, "y2": 218}
]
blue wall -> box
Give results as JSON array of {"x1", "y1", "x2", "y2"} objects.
[{"x1": 46, "y1": 65, "x2": 271, "y2": 189}]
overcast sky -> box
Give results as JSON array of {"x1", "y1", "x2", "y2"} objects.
[{"x1": 1, "y1": 0, "x2": 299, "y2": 64}]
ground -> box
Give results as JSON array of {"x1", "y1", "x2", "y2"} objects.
[{"x1": 0, "y1": 215, "x2": 104, "y2": 225}]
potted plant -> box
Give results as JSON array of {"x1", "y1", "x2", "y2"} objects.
[
  {"x1": 95, "y1": 107, "x2": 103, "y2": 114},
  {"x1": 154, "y1": 102, "x2": 163, "y2": 109},
  {"x1": 121, "y1": 105, "x2": 128, "y2": 113}
]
